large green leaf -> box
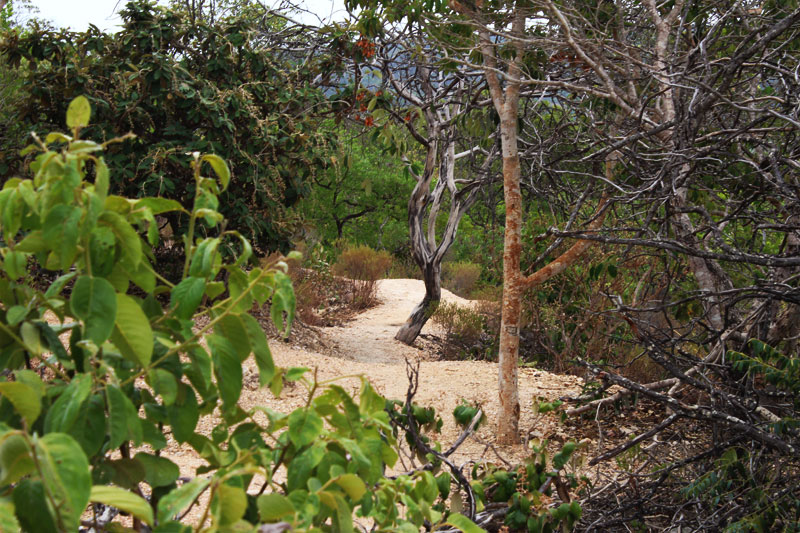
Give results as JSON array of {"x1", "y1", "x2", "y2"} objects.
[
  {"x1": 0, "y1": 434, "x2": 33, "y2": 485},
  {"x1": 106, "y1": 385, "x2": 143, "y2": 449},
  {"x1": 201, "y1": 154, "x2": 231, "y2": 191},
  {"x1": 157, "y1": 478, "x2": 210, "y2": 524},
  {"x1": 288, "y1": 408, "x2": 323, "y2": 448},
  {"x1": 445, "y1": 513, "x2": 485, "y2": 533},
  {"x1": 170, "y1": 277, "x2": 206, "y2": 320},
  {"x1": 98, "y1": 210, "x2": 142, "y2": 269},
  {"x1": 66, "y1": 95, "x2": 91, "y2": 129},
  {"x1": 43, "y1": 205, "x2": 81, "y2": 270},
  {"x1": 134, "y1": 197, "x2": 185, "y2": 215},
  {"x1": 148, "y1": 368, "x2": 178, "y2": 406},
  {"x1": 215, "y1": 313, "x2": 251, "y2": 361},
  {"x1": 12, "y1": 480, "x2": 57, "y2": 533},
  {"x1": 70, "y1": 275, "x2": 117, "y2": 345},
  {"x1": 135, "y1": 452, "x2": 179, "y2": 488},
  {"x1": 242, "y1": 313, "x2": 275, "y2": 386},
  {"x1": 0, "y1": 382, "x2": 41, "y2": 427},
  {"x1": 110, "y1": 293, "x2": 153, "y2": 367},
  {"x1": 43, "y1": 373, "x2": 92, "y2": 434},
  {"x1": 34, "y1": 433, "x2": 91, "y2": 531},
  {"x1": 208, "y1": 334, "x2": 243, "y2": 414},
  {"x1": 90, "y1": 485, "x2": 154, "y2": 526},
  {"x1": 0, "y1": 497, "x2": 20, "y2": 532},
  {"x1": 167, "y1": 384, "x2": 199, "y2": 442},
  {"x1": 257, "y1": 493, "x2": 295, "y2": 523},
  {"x1": 333, "y1": 474, "x2": 367, "y2": 501},
  {"x1": 213, "y1": 483, "x2": 247, "y2": 526},
  {"x1": 72, "y1": 393, "x2": 106, "y2": 457}
]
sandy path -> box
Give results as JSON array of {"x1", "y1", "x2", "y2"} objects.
[
  {"x1": 235, "y1": 279, "x2": 584, "y2": 458},
  {"x1": 167, "y1": 279, "x2": 584, "y2": 525}
]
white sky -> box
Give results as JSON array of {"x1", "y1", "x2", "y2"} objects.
[{"x1": 25, "y1": 0, "x2": 348, "y2": 31}]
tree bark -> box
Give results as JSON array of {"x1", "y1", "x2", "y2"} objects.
[
  {"x1": 395, "y1": 262, "x2": 442, "y2": 343},
  {"x1": 478, "y1": 11, "x2": 525, "y2": 445}
]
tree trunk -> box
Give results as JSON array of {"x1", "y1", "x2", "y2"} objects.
[
  {"x1": 395, "y1": 262, "x2": 442, "y2": 344},
  {"x1": 496, "y1": 117, "x2": 523, "y2": 445}
]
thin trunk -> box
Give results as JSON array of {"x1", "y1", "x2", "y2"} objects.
[{"x1": 395, "y1": 263, "x2": 442, "y2": 344}]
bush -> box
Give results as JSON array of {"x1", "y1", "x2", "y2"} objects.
[
  {"x1": 442, "y1": 261, "x2": 482, "y2": 297},
  {"x1": 332, "y1": 244, "x2": 392, "y2": 309},
  {"x1": 0, "y1": 0, "x2": 334, "y2": 252},
  {"x1": 432, "y1": 302, "x2": 486, "y2": 349}
]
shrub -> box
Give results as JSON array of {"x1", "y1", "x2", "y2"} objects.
[
  {"x1": 442, "y1": 261, "x2": 482, "y2": 297},
  {"x1": 332, "y1": 244, "x2": 392, "y2": 309},
  {"x1": 432, "y1": 302, "x2": 486, "y2": 347}
]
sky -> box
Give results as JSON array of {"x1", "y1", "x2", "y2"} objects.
[{"x1": 25, "y1": 0, "x2": 347, "y2": 31}]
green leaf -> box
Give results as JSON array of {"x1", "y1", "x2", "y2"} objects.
[
  {"x1": 20, "y1": 322, "x2": 44, "y2": 356},
  {"x1": 72, "y1": 393, "x2": 106, "y2": 457},
  {"x1": 34, "y1": 433, "x2": 91, "y2": 531},
  {"x1": 215, "y1": 313, "x2": 251, "y2": 361},
  {"x1": 43, "y1": 205, "x2": 81, "y2": 270},
  {"x1": 4, "y1": 251, "x2": 26, "y2": 281},
  {"x1": 95, "y1": 157, "x2": 109, "y2": 200},
  {"x1": 13, "y1": 480, "x2": 58, "y2": 533},
  {"x1": 241, "y1": 314, "x2": 274, "y2": 386},
  {"x1": 134, "y1": 197, "x2": 185, "y2": 215},
  {"x1": 271, "y1": 272, "x2": 296, "y2": 337},
  {"x1": 333, "y1": 492, "x2": 354, "y2": 533},
  {"x1": 134, "y1": 453, "x2": 180, "y2": 488},
  {"x1": 107, "y1": 385, "x2": 143, "y2": 449},
  {"x1": 288, "y1": 409, "x2": 323, "y2": 448},
  {"x1": 0, "y1": 497, "x2": 20, "y2": 532},
  {"x1": 0, "y1": 434, "x2": 34, "y2": 485},
  {"x1": 157, "y1": 478, "x2": 210, "y2": 524},
  {"x1": 70, "y1": 276, "x2": 117, "y2": 345},
  {"x1": 167, "y1": 384, "x2": 199, "y2": 443},
  {"x1": 189, "y1": 237, "x2": 221, "y2": 278},
  {"x1": 334, "y1": 474, "x2": 367, "y2": 501},
  {"x1": 257, "y1": 493, "x2": 295, "y2": 522},
  {"x1": 44, "y1": 271, "x2": 77, "y2": 298},
  {"x1": 90, "y1": 485, "x2": 154, "y2": 526},
  {"x1": 213, "y1": 483, "x2": 247, "y2": 526},
  {"x1": 44, "y1": 373, "x2": 92, "y2": 434},
  {"x1": 201, "y1": 154, "x2": 231, "y2": 191},
  {"x1": 148, "y1": 369, "x2": 178, "y2": 406},
  {"x1": 110, "y1": 294, "x2": 153, "y2": 367},
  {"x1": 445, "y1": 513, "x2": 485, "y2": 533},
  {"x1": 208, "y1": 334, "x2": 242, "y2": 413},
  {"x1": 0, "y1": 382, "x2": 40, "y2": 427},
  {"x1": 170, "y1": 277, "x2": 206, "y2": 320},
  {"x1": 66, "y1": 96, "x2": 91, "y2": 129},
  {"x1": 98, "y1": 210, "x2": 142, "y2": 269}
]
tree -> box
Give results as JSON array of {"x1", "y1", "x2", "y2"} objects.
[
  {"x1": 369, "y1": 27, "x2": 501, "y2": 344},
  {"x1": 1, "y1": 0, "x2": 335, "y2": 253}
]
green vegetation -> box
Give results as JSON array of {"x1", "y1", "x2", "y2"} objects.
[{"x1": 0, "y1": 0, "x2": 334, "y2": 253}]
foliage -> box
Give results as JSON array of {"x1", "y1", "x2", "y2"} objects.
[
  {"x1": 0, "y1": 0, "x2": 334, "y2": 252},
  {"x1": 300, "y1": 124, "x2": 412, "y2": 253},
  {"x1": 0, "y1": 98, "x2": 497, "y2": 532},
  {"x1": 332, "y1": 244, "x2": 392, "y2": 309},
  {"x1": 442, "y1": 261, "x2": 482, "y2": 298},
  {"x1": 431, "y1": 302, "x2": 487, "y2": 356}
]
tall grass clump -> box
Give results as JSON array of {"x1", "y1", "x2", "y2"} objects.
[
  {"x1": 442, "y1": 261, "x2": 482, "y2": 297},
  {"x1": 333, "y1": 244, "x2": 393, "y2": 309}
]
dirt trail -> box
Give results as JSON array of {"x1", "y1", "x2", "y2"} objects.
[
  {"x1": 232, "y1": 279, "x2": 585, "y2": 458},
  {"x1": 164, "y1": 279, "x2": 586, "y2": 524}
]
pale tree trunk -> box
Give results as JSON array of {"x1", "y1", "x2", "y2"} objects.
[
  {"x1": 478, "y1": 11, "x2": 526, "y2": 444},
  {"x1": 395, "y1": 262, "x2": 442, "y2": 343},
  {"x1": 395, "y1": 136, "x2": 488, "y2": 344}
]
